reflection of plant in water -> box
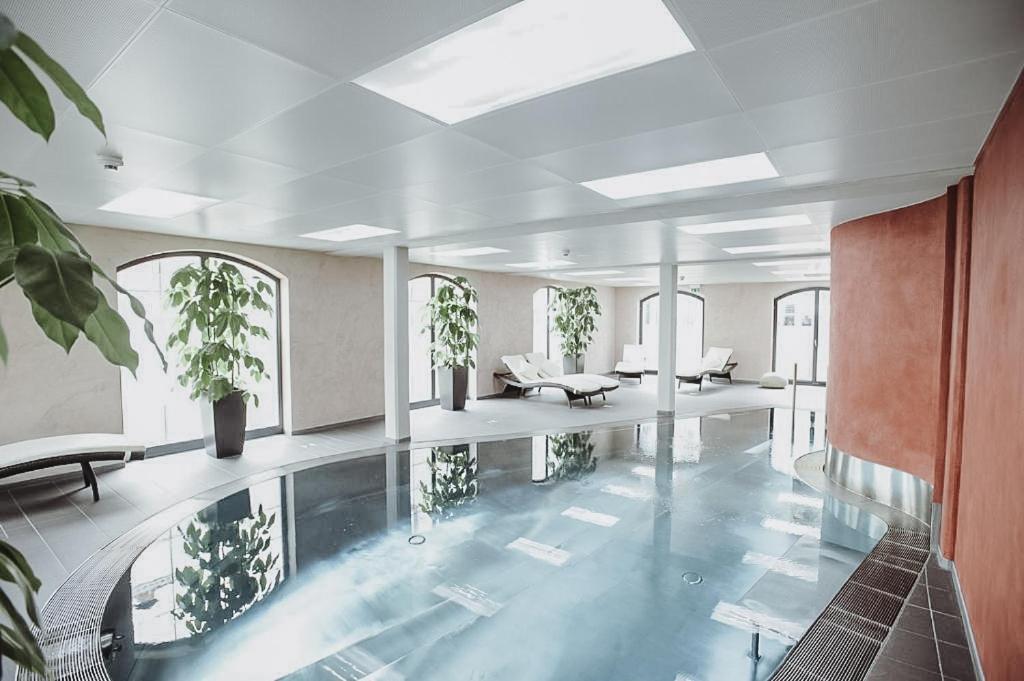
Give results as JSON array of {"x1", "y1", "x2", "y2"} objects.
[
  {"x1": 548, "y1": 432, "x2": 598, "y2": 481},
  {"x1": 173, "y1": 505, "x2": 280, "y2": 636},
  {"x1": 418, "y1": 446, "x2": 478, "y2": 520}
]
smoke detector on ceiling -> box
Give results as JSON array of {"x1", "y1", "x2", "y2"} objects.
[{"x1": 98, "y1": 152, "x2": 124, "y2": 172}]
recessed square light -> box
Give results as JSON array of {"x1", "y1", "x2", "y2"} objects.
[
  {"x1": 507, "y1": 260, "x2": 576, "y2": 269},
  {"x1": 605, "y1": 277, "x2": 650, "y2": 283},
  {"x1": 301, "y1": 224, "x2": 400, "y2": 242},
  {"x1": 752, "y1": 257, "x2": 830, "y2": 267},
  {"x1": 354, "y1": 0, "x2": 694, "y2": 124},
  {"x1": 437, "y1": 246, "x2": 509, "y2": 257},
  {"x1": 99, "y1": 188, "x2": 220, "y2": 218},
  {"x1": 679, "y1": 214, "x2": 811, "y2": 235},
  {"x1": 563, "y1": 270, "x2": 625, "y2": 276},
  {"x1": 582, "y1": 153, "x2": 779, "y2": 200},
  {"x1": 723, "y1": 241, "x2": 828, "y2": 255}
]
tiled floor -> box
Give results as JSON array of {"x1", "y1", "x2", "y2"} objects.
[{"x1": 866, "y1": 554, "x2": 977, "y2": 681}]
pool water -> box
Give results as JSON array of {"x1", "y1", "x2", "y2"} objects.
[{"x1": 100, "y1": 409, "x2": 885, "y2": 681}]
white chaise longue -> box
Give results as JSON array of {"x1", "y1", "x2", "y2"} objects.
[{"x1": 495, "y1": 353, "x2": 620, "y2": 407}]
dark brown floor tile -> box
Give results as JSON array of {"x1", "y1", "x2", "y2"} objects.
[
  {"x1": 895, "y1": 604, "x2": 935, "y2": 638},
  {"x1": 883, "y1": 628, "x2": 940, "y2": 673},
  {"x1": 866, "y1": 655, "x2": 942, "y2": 681},
  {"x1": 925, "y1": 563, "x2": 954, "y2": 592},
  {"x1": 909, "y1": 582, "x2": 929, "y2": 607},
  {"x1": 938, "y1": 641, "x2": 977, "y2": 681},
  {"x1": 932, "y1": 611, "x2": 967, "y2": 647},
  {"x1": 928, "y1": 586, "x2": 960, "y2": 616}
]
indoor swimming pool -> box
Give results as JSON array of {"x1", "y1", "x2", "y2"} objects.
[{"x1": 90, "y1": 409, "x2": 885, "y2": 681}]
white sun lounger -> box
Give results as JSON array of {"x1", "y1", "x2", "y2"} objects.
[
  {"x1": 676, "y1": 347, "x2": 736, "y2": 392},
  {"x1": 496, "y1": 355, "x2": 619, "y2": 407},
  {"x1": 613, "y1": 344, "x2": 646, "y2": 382},
  {"x1": 0, "y1": 434, "x2": 146, "y2": 501}
]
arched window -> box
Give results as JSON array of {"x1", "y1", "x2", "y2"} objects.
[
  {"x1": 532, "y1": 286, "x2": 561, "y2": 359},
  {"x1": 408, "y1": 273, "x2": 476, "y2": 407},
  {"x1": 117, "y1": 252, "x2": 284, "y2": 454},
  {"x1": 773, "y1": 287, "x2": 830, "y2": 385},
  {"x1": 638, "y1": 291, "x2": 704, "y2": 370}
]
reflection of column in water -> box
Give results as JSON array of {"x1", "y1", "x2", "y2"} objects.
[
  {"x1": 653, "y1": 421, "x2": 674, "y2": 558},
  {"x1": 531, "y1": 436, "x2": 548, "y2": 482},
  {"x1": 385, "y1": 446, "x2": 399, "y2": 528}
]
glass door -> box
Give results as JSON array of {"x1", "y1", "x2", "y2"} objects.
[{"x1": 773, "y1": 287, "x2": 829, "y2": 385}]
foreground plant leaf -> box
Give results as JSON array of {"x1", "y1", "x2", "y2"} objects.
[
  {"x1": 84, "y1": 294, "x2": 139, "y2": 374},
  {"x1": 0, "y1": 47, "x2": 54, "y2": 140},
  {"x1": 30, "y1": 299, "x2": 79, "y2": 353},
  {"x1": 14, "y1": 244, "x2": 99, "y2": 329},
  {"x1": 14, "y1": 33, "x2": 105, "y2": 137}
]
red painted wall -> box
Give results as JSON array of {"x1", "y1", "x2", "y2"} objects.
[
  {"x1": 827, "y1": 196, "x2": 952, "y2": 484},
  {"x1": 953, "y1": 71, "x2": 1024, "y2": 679}
]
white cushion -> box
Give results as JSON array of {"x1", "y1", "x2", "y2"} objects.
[
  {"x1": 502, "y1": 355, "x2": 542, "y2": 382},
  {"x1": 525, "y1": 352, "x2": 564, "y2": 378},
  {"x1": 615, "y1": 361, "x2": 644, "y2": 374},
  {"x1": 0, "y1": 434, "x2": 144, "y2": 468},
  {"x1": 578, "y1": 374, "x2": 620, "y2": 389},
  {"x1": 702, "y1": 347, "x2": 733, "y2": 372},
  {"x1": 760, "y1": 372, "x2": 788, "y2": 389},
  {"x1": 621, "y1": 344, "x2": 645, "y2": 365}
]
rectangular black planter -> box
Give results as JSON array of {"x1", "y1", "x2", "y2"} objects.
[
  {"x1": 201, "y1": 391, "x2": 248, "y2": 458},
  {"x1": 438, "y1": 366, "x2": 469, "y2": 411},
  {"x1": 562, "y1": 354, "x2": 585, "y2": 375}
]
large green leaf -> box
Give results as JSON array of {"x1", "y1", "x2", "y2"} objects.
[
  {"x1": 14, "y1": 32, "x2": 105, "y2": 136},
  {"x1": 2, "y1": 192, "x2": 39, "y2": 247},
  {"x1": 14, "y1": 244, "x2": 99, "y2": 329},
  {"x1": 0, "y1": 47, "x2": 54, "y2": 140},
  {"x1": 83, "y1": 293, "x2": 139, "y2": 374},
  {"x1": 30, "y1": 299, "x2": 78, "y2": 353},
  {"x1": 0, "y1": 14, "x2": 15, "y2": 50}
]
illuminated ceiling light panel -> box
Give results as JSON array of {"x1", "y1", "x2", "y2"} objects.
[
  {"x1": 679, "y1": 214, "x2": 811, "y2": 235},
  {"x1": 506, "y1": 537, "x2": 570, "y2": 566},
  {"x1": 564, "y1": 270, "x2": 625, "y2": 276},
  {"x1": 761, "y1": 517, "x2": 821, "y2": 540},
  {"x1": 582, "y1": 152, "x2": 779, "y2": 199},
  {"x1": 723, "y1": 241, "x2": 828, "y2": 255},
  {"x1": 605, "y1": 277, "x2": 650, "y2": 283},
  {"x1": 777, "y1": 492, "x2": 824, "y2": 509},
  {"x1": 741, "y1": 551, "x2": 818, "y2": 583},
  {"x1": 561, "y1": 506, "x2": 620, "y2": 527},
  {"x1": 437, "y1": 246, "x2": 509, "y2": 257},
  {"x1": 752, "y1": 257, "x2": 830, "y2": 268},
  {"x1": 300, "y1": 224, "x2": 400, "y2": 242},
  {"x1": 600, "y1": 484, "x2": 651, "y2": 500},
  {"x1": 99, "y1": 188, "x2": 220, "y2": 218},
  {"x1": 507, "y1": 260, "x2": 576, "y2": 269},
  {"x1": 354, "y1": 0, "x2": 694, "y2": 124}
]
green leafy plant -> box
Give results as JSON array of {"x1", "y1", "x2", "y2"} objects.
[
  {"x1": 174, "y1": 504, "x2": 280, "y2": 636},
  {"x1": 166, "y1": 260, "x2": 273, "y2": 405},
  {"x1": 423, "y1": 276, "x2": 478, "y2": 369},
  {"x1": 546, "y1": 432, "x2": 598, "y2": 481},
  {"x1": 552, "y1": 286, "x2": 601, "y2": 357},
  {"x1": 1, "y1": 14, "x2": 163, "y2": 676},
  {"x1": 418, "y1": 445, "x2": 479, "y2": 521}
]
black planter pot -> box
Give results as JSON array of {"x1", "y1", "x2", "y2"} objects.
[
  {"x1": 563, "y1": 354, "x2": 585, "y2": 375},
  {"x1": 205, "y1": 390, "x2": 247, "y2": 458},
  {"x1": 438, "y1": 366, "x2": 469, "y2": 411}
]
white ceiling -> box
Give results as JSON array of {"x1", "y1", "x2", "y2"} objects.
[{"x1": 1, "y1": 0, "x2": 1021, "y2": 286}]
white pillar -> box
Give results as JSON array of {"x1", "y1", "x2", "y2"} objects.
[
  {"x1": 657, "y1": 263, "x2": 678, "y2": 415},
  {"x1": 383, "y1": 246, "x2": 410, "y2": 441}
]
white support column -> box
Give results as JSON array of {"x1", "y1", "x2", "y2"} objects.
[
  {"x1": 383, "y1": 246, "x2": 410, "y2": 441},
  {"x1": 657, "y1": 263, "x2": 678, "y2": 415}
]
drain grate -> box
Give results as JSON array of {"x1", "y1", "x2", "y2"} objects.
[{"x1": 769, "y1": 528, "x2": 929, "y2": 681}]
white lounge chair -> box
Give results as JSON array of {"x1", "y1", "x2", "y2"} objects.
[
  {"x1": 524, "y1": 352, "x2": 620, "y2": 389},
  {"x1": 0, "y1": 434, "x2": 146, "y2": 501},
  {"x1": 496, "y1": 355, "x2": 619, "y2": 407},
  {"x1": 614, "y1": 344, "x2": 646, "y2": 382},
  {"x1": 676, "y1": 347, "x2": 736, "y2": 392}
]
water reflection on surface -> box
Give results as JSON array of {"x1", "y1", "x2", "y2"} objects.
[{"x1": 102, "y1": 408, "x2": 882, "y2": 681}]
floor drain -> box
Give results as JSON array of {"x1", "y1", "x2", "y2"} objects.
[
  {"x1": 408, "y1": 535, "x2": 426, "y2": 545},
  {"x1": 681, "y1": 571, "x2": 703, "y2": 585}
]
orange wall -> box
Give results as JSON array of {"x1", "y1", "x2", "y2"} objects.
[
  {"x1": 827, "y1": 195, "x2": 952, "y2": 484},
  {"x1": 953, "y1": 71, "x2": 1024, "y2": 679}
]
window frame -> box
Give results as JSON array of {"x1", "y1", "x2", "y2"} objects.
[{"x1": 771, "y1": 286, "x2": 830, "y2": 386}]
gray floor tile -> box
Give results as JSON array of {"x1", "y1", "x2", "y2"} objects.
[
  {"x1": 867, "y1": 655, "x2": 942, "y2": 681},
  {"x1": 932, "y1": 610, "x2": 968, "y2": 648},
  {"x1": 938, "y1": 641, "x2": 976, "y2": 681},
  {"x1": 883, "y1": 628, "x2": 940, "y2": 674}
]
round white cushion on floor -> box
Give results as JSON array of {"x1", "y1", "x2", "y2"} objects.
[{"x1": 760, "y1": 372, "x2": 788, "y2": 389}]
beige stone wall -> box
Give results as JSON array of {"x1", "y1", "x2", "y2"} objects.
[{"x1": 0, "y1": 225, "x2": 615, "y2": 444}]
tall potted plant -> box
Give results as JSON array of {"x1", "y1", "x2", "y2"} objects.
[
  {"x1": 1, "y1": 14, "x2": 163, "y2": 677},
  {"x1": 166, "y1": 260, "x2": 273, "y2": 458},
  {"x1": 552, "y1": 286, "x2": 601, "y2": 374},
  {"x1": 423, "y1": 276, "x2": 478, "y2": 411}
]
